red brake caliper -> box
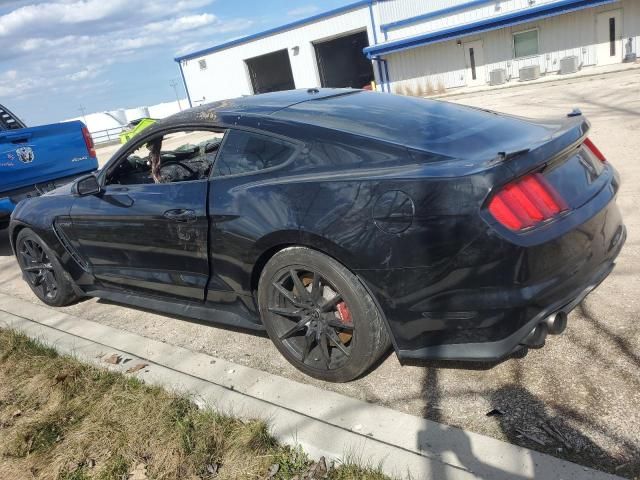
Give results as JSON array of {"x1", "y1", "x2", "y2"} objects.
[{"x1": 336, "y1": 301, "x2": 353, "y2": 343}]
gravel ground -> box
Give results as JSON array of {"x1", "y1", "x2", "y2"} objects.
[{"x1": 1, "y1": 68, "x2": 639, "y2": 478}]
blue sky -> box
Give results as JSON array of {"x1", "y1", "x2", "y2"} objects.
[{"x1": 0, "y1": 0, "x2": 353, "y2": 125}]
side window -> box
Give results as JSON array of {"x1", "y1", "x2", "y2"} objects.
[
  {"x1": 212, "y1": 130, "x2": 295, "y2": 177},
  {"x1": 107, "y1": 130, "x2": 224, "y2": 186}
]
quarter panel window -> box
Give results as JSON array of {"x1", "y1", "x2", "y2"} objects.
[
  {"x1": 513, "y1": 29, "x2": 539, "y2": 58},
  {"x1": 213, "y1": 130, "x2": 295, "y2": 177}
]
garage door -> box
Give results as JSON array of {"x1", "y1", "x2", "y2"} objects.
[
  {"x1": 314, "y1": 30, "x2": 374, "y2": 89},
  {"x1": 245, "y1": 49, "x2": 295, "y2": 95}
]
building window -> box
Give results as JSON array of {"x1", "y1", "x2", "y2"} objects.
[
  {"x1": 513, "y1": 29, "x2": 539, "y2": 58},
  {"x1": 199, "y1": 59, "x2": 207, "y2": 71}
]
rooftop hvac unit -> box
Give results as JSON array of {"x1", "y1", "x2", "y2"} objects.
[
  {"x1": 559, "y1": 56, "x2": 580, "y2": 75},
  {"x1": 519, "y1": 65, "x2": 541, "y2": 81},
  {"x1": 489, "y1": 68, "x2": 507, "y2": 85}
]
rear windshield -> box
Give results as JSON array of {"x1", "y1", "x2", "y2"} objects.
[{"x1": 274, "y1": 91, "x2": 556, "y2": 162}]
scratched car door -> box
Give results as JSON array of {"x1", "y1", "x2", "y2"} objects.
[{"x1": 68, "y1": 131, "x2": 215, "y2": 301}]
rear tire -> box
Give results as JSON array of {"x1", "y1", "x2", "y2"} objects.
[
  {"x1": 15, "y1": 228, "x2": 80, "y2": 307},
  {"x1": 258, "y1": 246, "x2": 390, "y2": 382}
]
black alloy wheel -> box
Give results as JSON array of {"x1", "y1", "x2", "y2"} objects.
[
  {"x1": 18, "y1": 237, "x2": 58, "y2": 301},
  {"x1": 268, "y1": 268, "x2": 355, "y2": 370},
  {"x1": 15, "y1": 228, "x2": 80, "y2": 307},
  {"x1": 259, "y1": 247, "x2": 390, "y2": 382}
]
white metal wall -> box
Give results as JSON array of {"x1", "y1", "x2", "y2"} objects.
[
  {"x1": 180, "y1": 6, "x2": 373, "y2": 105},
  {"x1": 383, "y1": 0, "x2": 639, "y2": 94},
  {"x1": 180, "y1": 0, "x2": 640, "y2": 103},
  {"x1": 378, "y1": 0, "x2": 562, "y2": 41}
]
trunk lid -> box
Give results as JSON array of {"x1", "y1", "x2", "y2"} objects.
[
  {"x1": 496, "y1": 114, "x2": 608, "y2": 210},
  {"x1": 483, "y1": 113, "x2": 618, "y2": 240}
]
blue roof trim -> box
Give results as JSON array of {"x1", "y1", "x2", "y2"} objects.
[
  {"x1": 175, "y1": 0, "x2": 371, "y2": 62},
  {"x1": 365, "y1": 0, "x2": 618, "y2": 58},
  {"x1": 380, "y1": 0, "x2": 494, "y2": 33}
]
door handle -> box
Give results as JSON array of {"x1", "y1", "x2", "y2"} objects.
[{"x1": 163, "y1": 209, "x2": 196, "y2": 223}]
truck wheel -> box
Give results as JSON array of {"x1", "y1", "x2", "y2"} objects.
[
  {"x1": 258, "y1": 246, "x2": 390, "y2": 382},
  {"x1": 15, "y1": 228, "x2": 80, "y2": 307}
]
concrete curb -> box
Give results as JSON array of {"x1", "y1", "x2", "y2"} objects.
[{"x1": 0, "y1": 293, "x2": 622, "y2": 480}]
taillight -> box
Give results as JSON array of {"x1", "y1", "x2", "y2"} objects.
[
  {"x1": 81, "y1": 126, "x2": 96, "y2": 158},
  {"x1": 584, "y1": 137, "x2": 606, "y2": 163},
  {"x1": 488, "y1": 173, "x2": 568, "y2": 231}
]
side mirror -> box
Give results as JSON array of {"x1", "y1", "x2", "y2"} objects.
[{"x1": 73, "y1": 174, "x2": 101, "y2": 196}]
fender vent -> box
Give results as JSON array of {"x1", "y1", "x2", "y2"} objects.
[{"x1": 53, "y1": 219, "x2": 90, "y2": 272}]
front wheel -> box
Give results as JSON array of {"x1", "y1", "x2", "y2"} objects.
[
  {"x1": 258, "y1": 247, "x2": 390, "y2": 382},
  {"x1": 15, "y1": 228, "x2": 80, "y2": 307}
]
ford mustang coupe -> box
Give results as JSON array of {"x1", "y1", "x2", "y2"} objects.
[{"x1": 9, "y1": 89, "x2": 625, "y2": 382}]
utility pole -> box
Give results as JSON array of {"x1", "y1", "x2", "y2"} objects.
[
  {"x1": 170, "y1": 80, "x2": 182, "y2": 111},
  {"x1": 78, "y1": 105, "x2": 88, "y2": 125}
]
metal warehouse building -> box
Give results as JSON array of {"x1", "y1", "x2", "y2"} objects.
[{"x1": 176, "y1": 0, "x2": 639, "y2": 106}]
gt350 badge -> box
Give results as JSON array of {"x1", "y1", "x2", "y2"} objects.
[{"x1": 16, "y1": 146, "x2": 35, "y2": 164}]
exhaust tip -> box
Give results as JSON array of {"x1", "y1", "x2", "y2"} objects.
[
  {"x1": 522, "y1": 323, "x2": 547, "y2": 348},
  {"x1": 545, "y1": 311, "x2": 568, "y2": 335}
]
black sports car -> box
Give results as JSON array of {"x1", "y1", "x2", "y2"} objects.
[{"x1": 9, "y1": 89, "x2": 625, "y2": 382}]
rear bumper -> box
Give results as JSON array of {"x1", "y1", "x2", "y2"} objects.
[
  {"x1": 397, "y1": 246, "x2": 621, "y2": 362},
  {"x1": 358, "y1": 194, "x2": 626, "y2": 362}
]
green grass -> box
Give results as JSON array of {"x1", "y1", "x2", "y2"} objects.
[{"x1": 0, "y1": 329, "x2": 392, "y2": 479}]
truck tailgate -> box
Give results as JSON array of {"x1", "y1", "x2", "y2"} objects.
[{"x1": 0, "y1": 120, "x2": 97, "y2": 195}]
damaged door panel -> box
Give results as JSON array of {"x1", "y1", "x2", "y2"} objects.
[{"x1": 68, "y1": 181, "x2": 209, "y2": 300}]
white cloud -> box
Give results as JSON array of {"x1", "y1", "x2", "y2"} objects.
[
  {"x1": 142, "y1": 13, "x2": 216, "y2": 35},
  {"x1": 67, "y1": 68, "x2": 100, "y2": 81},
  {"x1": 0, "y1": 0, "x2": 217, "y2": 37},
  {"x1": 0, "y1": 0, "x2": 252, "y2": 102},
  {"x1": 287, "y1": 5, "x2": 319, "y2": 17}
]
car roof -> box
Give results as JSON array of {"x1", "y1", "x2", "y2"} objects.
[
  {"x1": 168, "y1": 88, "x2": 358, "y2": 119},
  {"x1": 163, "y1": 88, "x2": 548, "y2": 161}
]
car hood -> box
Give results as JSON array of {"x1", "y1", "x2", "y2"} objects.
[{"x1": 44, "y1": 182, "x2": 74, "y2": 197}]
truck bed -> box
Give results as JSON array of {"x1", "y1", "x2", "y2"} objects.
[{"x1": 1, "y1": 107, "x2": 98, "y2": 228}]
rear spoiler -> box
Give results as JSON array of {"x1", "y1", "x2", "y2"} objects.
[
  {"x1": 0, "y1": 104, "x2": 27, "y2": 131},
  {"x1": 502, "y1": 114, "x2": 590, "y2": 178}
]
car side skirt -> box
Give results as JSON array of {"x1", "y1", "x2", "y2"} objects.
[{"x1": 85, "y1": 288, "x2": 266, "y2": 333}]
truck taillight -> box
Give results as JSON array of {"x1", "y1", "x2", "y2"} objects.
[
  {"x1": 488, "y1": 173, "x2": 568, "y2": 231},
  {"x1": 584, "y1": 137, "x2": 606, "y2": 163},
  {"x1": 81, "y1": 126, "x2": 96, "y2": 158}
]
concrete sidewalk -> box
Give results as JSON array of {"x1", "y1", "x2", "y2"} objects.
[
  {"x1": 0, "y1": 293, "x2": 622, "y2": 480},
  {"x1": 432, "y1": 61, "x2": 640, "y2": 100}
]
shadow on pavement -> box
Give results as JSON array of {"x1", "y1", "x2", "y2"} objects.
[
  {"x1": 487, "y1": 382, "x2": 633, "y2": 476},
  {"x1": 416, "y1": 367, "x2": 531, "y2": 480},
  {"x1": 95, "y1": 297, "x2": 271, "y2": 339},
  {"x1": 417, "y1": 353, "x2": 639, "y2": 478}
]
